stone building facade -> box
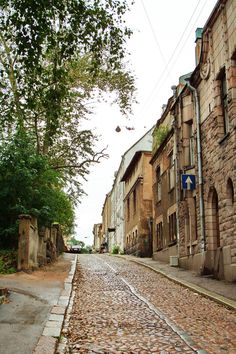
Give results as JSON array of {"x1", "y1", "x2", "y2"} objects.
[
  {"x1": 93, "y1": 223, "x2": 103, "y2": 252},
  {"x1": 101, "y1": 192, "x2": 112, "y2": 251},
  {"x1": 151, "y1": 0, "x2": 236, "y2": 281},
  {"x1": 171, "y1": 81, "x2": 201, "y2": 272},
  {"x1": 189, "y1": 0, "x2": 236, "y2": 281},
  {"x1": 121, "y1": 151, "x2": 153, "y2": 257}
]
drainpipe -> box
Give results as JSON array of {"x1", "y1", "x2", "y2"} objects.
[
  {"x1": 171, "y1": 85, "x2": 180, "y2": 261},
  {"x1": 174, "y1": 119, "x2": 180, "y2": 261},
  {"x1": 186, "y1": 81, "x2": 206, "y2": 254}
]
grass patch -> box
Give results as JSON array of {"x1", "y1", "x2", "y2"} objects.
[{"x1": 0, "y1": 250, "x2": 17, "y2": 274}]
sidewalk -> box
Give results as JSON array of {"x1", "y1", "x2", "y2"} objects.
[
  {"x1": 0, "y1": 253, "x2": 77, "y2": 354},
  {"x1": 33, "y1": 253, "x2": 77, "y2": 354},
  {"x1": 116, "y1": 255, "x2": 236, "y2": 310}
]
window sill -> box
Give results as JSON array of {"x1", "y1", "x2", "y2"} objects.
[
  {"x1": 168, "y1": 187, "x2": 175, "y2": 194},
  {"x1": 168, "y1": 240, "x2": 177, "y2": 247},
  {"x1": 218, "y1": 132, "x2": 230, "y2": 145},
  {"x1": 183, "y1": 165, "x2": 195, "y2": 171},
  {"x1": 187, "y1": 240, "x2": 198, "y2": 247}
]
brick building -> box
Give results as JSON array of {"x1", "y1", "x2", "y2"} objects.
[{"x1": 150, "y1": 98, "x2": 178, "y2": 263}]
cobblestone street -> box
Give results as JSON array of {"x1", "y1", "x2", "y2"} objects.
[{"x1": 58, "y1": 255, "x2": 236, "y2": 354}]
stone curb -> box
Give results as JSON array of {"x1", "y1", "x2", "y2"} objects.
[
  {"x1": 33, "y1": 255, "x2": 78, "y2": 354},
  {"x1": 114, "y1": 255, "x2": 236, "y2": 311}
]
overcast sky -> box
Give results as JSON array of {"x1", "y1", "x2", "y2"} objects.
[{"x1": 75, "y1": 0, "x2": 217, "y2": 245}]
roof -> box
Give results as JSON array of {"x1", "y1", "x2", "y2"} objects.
[
  {"x1": 191, "y1": 0, "x2": 225, "y2": 86},
  {"x1": 203, "y1": 0, "x2": 225, "y2": 33},
  {"x1": 120, "y1": 150, "x2": 151, "y2": 182},
  {"x1": 109, "y1": 125, "x2": 155, "y2": 191}
]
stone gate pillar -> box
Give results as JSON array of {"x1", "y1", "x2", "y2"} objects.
[{"x1": 18, "y1": 214, "x2": 38, "y2": 270}]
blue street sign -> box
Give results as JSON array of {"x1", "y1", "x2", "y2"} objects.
[{"x1": 181, "y1": 174, "x2": 196, "y2": 190}]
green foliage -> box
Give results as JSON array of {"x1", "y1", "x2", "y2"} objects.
[
  {"x1": 0, "y1": 131, "x2": 74, "y2": 247},
  {"x1": 152, "y1": 125, "x2": 170, "y2": 153},
  {"x1": 69, "y1": 238, "x2": 85, "y2": 248},
  {"x1": 112, "y1": 245, "x2": 120, "y2": 254},
  {"x1": 0, "y1": 0, "x2": 136, "y2": 199},
  {"x1": 0, "y1": 250, "x2": 17, "y2": 274},
  {"x1": 0, "y1": 1, "x2": 136, "y2": 246},
  {"x1": 80, "y1": 246, "x2": 91, "y2": 254}
]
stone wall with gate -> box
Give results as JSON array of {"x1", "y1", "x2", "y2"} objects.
[{"x1": 17, "y1": 215, "x2": 66, "y2": 271}]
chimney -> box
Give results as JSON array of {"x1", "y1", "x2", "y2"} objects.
[
  {"x1": 171, "y1": 85, "x2": 177, "y2": 99},
  {"x1": 195, "y1": 28, "x2": 203, "y2": 66},
  {"x1": 162, "y1": 104, "x2": 167, "y2": 113}
]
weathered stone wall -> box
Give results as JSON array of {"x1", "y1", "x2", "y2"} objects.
[
  {"x1": 18, "y1": 215, "x2": 38, "y2": 270},
  {"x1": 191, "y1": 0, "x2": 236, "y2": 281},
  {"x1": 17, "y1": 216, "x2": 66, "y2": 271}
]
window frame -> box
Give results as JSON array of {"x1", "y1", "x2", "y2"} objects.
[
  {"x1": 156, "y1": 222, "x2": 163, "y2": 250},
  {"x1": 168, "y1": 151, "x2": 175, "y2": 190},
  {"x1": 156, "y1": 166, "x2": 162, "y2": 202},
  {"x1": 169, "y1": 212, "x2": 177, "y2": 244}
]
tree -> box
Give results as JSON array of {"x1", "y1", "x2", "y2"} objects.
[
  {"x1": 0, "y1": 130, "x2": 74, "y2": 248},
  {"x1": 0, "y1": 0, "x2": 136, "y2": 198}
]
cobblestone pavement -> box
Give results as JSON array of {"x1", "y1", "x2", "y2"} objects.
[{"x1": 58, "y1": 255, "x2": 236, "y2": 354}]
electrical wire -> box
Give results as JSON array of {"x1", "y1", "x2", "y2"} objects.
[
  {"x1": 136, "y1": 0, "x2": 207, "y2": 118},
  {"x1": 140, "y1": 0, "x2": 173, "y2": 82}
]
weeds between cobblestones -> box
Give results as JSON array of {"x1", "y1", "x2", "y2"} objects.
[{"x1": 57, "y1": 255, "x2": 236, "y2": 354}]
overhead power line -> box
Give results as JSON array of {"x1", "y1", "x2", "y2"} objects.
[
  {"x1": 140, "y1": 0, "x2": 173, "y2": 82},
  {"x1": 137, "y1": 0, "x2": 207, "y2": 118}
]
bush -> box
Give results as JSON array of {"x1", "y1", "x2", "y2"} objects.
[
  {"x1": 0, "y1": 131, "x2": 74, "y2": 248},
  {"x1": 0, "y1": 250, "x2": 17, "y2": 274},
  {"x1": 112, "y1": 245, "x2": 120, "y2": 254},
  {"x1": 152, "y1": 125, "x2": 170, "y2": 153}
]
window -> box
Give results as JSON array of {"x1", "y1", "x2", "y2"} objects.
[
  {"x1": 189, "y1": 123, "x2": 195, "y2": 166},
  {"x1": 227, "y1": 178, "x2": 234, "y2": 205},
  {"x1": 156, "y1": 166, "x2": 161, "y2": 201},
  {"x1": 169, "y1": 151, "x2": 175, "y2": 190},
  {"x1": 127, "y1": 197, "x2": 130, "y2": 221},
  {"x1": 221, "y1": 70, "x2": 229, "y2": 135},
  {"x1": 133, "y1": 189, "x2": 136, "y2": 214},
  {"x1": 169, "y1": 212, "x2": 177, "y2": 243},
  {"x1": 217, "y1": 67, "x2": 229, "y2": 135},
  {"x1": 156, "y1": 222, "x2": 163, "y2": 249}
]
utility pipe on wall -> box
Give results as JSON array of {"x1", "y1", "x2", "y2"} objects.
[
  {"x1": 186, "y1": 81, "x2": 206, "y2": 253},
  {"x1": 171, "y1": 85, "x2": 180, "y2": 261}
]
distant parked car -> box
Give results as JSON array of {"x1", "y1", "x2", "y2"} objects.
[{"x1": 69, "y1": 245, "x2": 81, "y2": 253}]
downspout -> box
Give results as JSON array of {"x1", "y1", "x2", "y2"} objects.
[
  {"x1": 174, "y1": 120, "x2": 180, "y2": 261},
  {"x1": 186, "y1": 82, "x2": 206, "y2": 254},
  {"x1": 171, "y1": 85, "x2": 180, "y2": 261}
]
